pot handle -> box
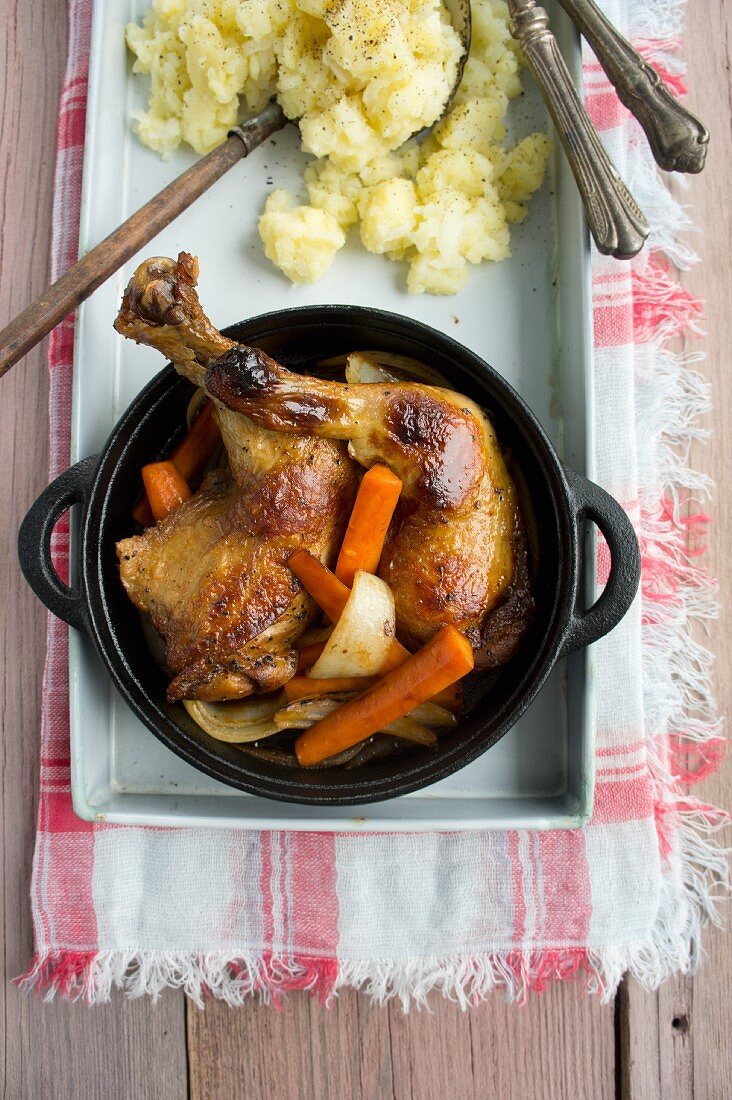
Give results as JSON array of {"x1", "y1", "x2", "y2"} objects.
[
  {"x1": 17, "y1": 456, "x2": 99, "y2": 635},
  {"x1": 559, "y1": 467, "x2": 641, "y2": 657}
]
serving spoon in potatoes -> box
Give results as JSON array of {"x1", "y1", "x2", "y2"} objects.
[{"x1": 0, "y1": 0, "x2": 471, "y2": 379}]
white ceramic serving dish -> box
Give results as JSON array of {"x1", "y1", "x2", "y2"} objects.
[{"x1": 68, "y1": 0, "x2": 594, "y2": 830}]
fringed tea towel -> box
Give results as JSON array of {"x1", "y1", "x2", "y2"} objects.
[{"x1": 19, "y1": 0, "x2": 727, "y2": 1006}]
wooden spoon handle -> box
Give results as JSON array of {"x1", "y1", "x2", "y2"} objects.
[{"x1": 0, "y1": 101, "x2": 287, "y2": 379}]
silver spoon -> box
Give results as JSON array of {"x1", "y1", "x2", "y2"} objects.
[{"x1": 0, "y1": 2, "x2": 472, "y2": 379}]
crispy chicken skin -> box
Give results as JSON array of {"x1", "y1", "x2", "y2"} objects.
[
  {"x1": 205, "y1": 330, "x2": 533, "y2": 668},
  {"x1": 115, "y1": 254, "x2": 357, "y2": 701},
  {"x1": 115, "y1": 252, "x2": 532, "y2": 702}
]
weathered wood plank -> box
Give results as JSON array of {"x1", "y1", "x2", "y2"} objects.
[
  {"x1": 681, "y1": 18, "x2": 732, "y2": 1100},
  {"x1": 0, "y1": 3, "x2": 188, "y2": 1097},
  {"x1": 618, "y1": 981, "x2": 661, "y2": 1100},
  {"x1": 188, "y1": 992, "x2": 374, "y2": 1100},
  {"x1": 5, "y1": 997, "x2": 188, "y2": 1100},
  {"x1": 620, "y1": 977, "x2": 694, "y2": 1100},
  {"x1": 464, "y1": 984, "x2": 615, "y2": 1100},
  {"x1": 187, "y1": 981, "x2": 615, "y2": 1100},
  {"x1": 619, "y1": 1, "x2": 732, "y2": 1098}
]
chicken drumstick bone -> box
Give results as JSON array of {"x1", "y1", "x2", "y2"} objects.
[{"x1": 115, "y1": 254, "x2": 358, "y2": 702}]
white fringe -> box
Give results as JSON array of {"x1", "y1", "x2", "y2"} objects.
[
  {"x1": 628, "y1": 148, "x2": 699, "y2": 268},
  {"x1": 634, "y1": 343, "x2": 712, "y2": 497},
  {"x1": 635, "y1": 354, "x2": 728, "y2": 959},
  {"x1": 622, "y1": 0, "x2": 730, "y2": 1010},
  {"x1": 628, "y1": 0, "x2": 685, "y2": 43},
  {"x1": 19, "y1": 951, "x2": 328, "y2": 1009},
  {"x1": 17, "y1": 806, "x2": 729, "y2": 1012}
]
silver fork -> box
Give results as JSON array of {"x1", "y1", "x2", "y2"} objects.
[
  {"x1": 556, "y1": 0, "x2": 709, "y2": 173},
  {"x1": 507, "y1": 0, "x2": 650, "y2": 259}
]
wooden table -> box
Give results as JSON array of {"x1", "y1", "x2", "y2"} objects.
[{"x1": 1, "y1": 2, "x2": 729, "y2": 1096}]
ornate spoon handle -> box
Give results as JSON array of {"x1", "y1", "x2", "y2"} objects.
[
  {"x1": 509, "y1": 0, "x2": 649, "y2": 259},
  {"x1": 556, "y1": 0, "x2": 709, "y2": 173}
]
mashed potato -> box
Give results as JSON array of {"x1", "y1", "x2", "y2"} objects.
[
  {"x1": 127, "y1": 0, "x2": 550, "y2": 294},
  {"x1": 259, "y1": 190, "x2": 346, "y2": 283}
]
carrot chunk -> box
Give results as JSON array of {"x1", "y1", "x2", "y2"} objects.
[
  {"x1": 142, "y1": 461, "x2": 192, "y2": 522},
  {"x1": 295, "y1": 641, "x2": 328, "y2": 672},
  {"x1": 132, "y1": 494, "x2": 155, "y2": 527},
  {"x1": 284, "y1": 675, "x2": 377, "y2": 702},
  {"x1": 288, "y1": 549, "x2": 463, "y2": 712},
  {"x1": 335, "y1": 464, "x2": 402, "y2": 586},
  {"x1": 170, "y1": 400, "x2": 221, "y2": 481},
  {"x1": 294, "y1": 625, "x2": 474, "y2": 766},
  {"x1": 288, "y1": 549, "x2": 351, "y2": 622},
  {"x1": 133, "y1": 401, "x2": 221, "y2": 526}
]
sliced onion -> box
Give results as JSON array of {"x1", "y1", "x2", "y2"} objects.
[
  {"x1": 241, "y1": 742, "x2": 367, "y2": 769},
  {"x1": 313, "y1": 743, "x2": 370, "y2": 767},
  {"x1": 183, "y1": 695, "x2": 284, "y2": 743},
  {"x1": 316, "y1": 350, "x2": 451, "y2": 389},
  {"x1": 345, "y1": 737, "x2": 400, "y2": 768},
  {"x1": 354, "y1": 352, "x2": 451, "y2": 387},
  {"x1": 186, "y1": 386, "x2": 207, "y2": 429},
  {"x1": 274, "y1": 694, "x2": 353, "y2": 729},
  {"x1": 275, "y1": 694, "x2": 435, "y2": 745},
  {"x1": 185, "y1": 685, "x2": 451, "y2": 751},
  {"x1": 315, "y1": 352, "x2": 354, "y2": 369},
  {"x1": 386, "y1": 716, "x2": 438, "y2": 746},
  {"x1": 240, "y1": 746, "x2": 298, "y2": 767},
  {"x1": 406, "y1": 702, "x2": 458, "y2": 731},
  {"x1": 345, "y1": 353, "x2": 397, "y2": 384},
  {"x1": 308, "y1": 570, "x2": 395, "y2": 679}
]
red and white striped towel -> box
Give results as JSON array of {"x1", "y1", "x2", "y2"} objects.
[{"x1": 20, "y1": 0, "x2": 727, "y2": 1005}]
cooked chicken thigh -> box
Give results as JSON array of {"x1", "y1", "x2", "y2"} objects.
[
  {"x1": 115, "y1": 254, "x2": 357, "y2": 701},
  {"x1": 115, "y1": 251, "x2": 531, "y2": 703},
  {"x1": 206, "y1": 339, "x2": 533, "y2": 668}
]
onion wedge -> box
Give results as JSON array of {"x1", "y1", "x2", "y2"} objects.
[
  {"x1": 275, "y1": 696, "x2": 436, "y2": 745},
  {"x1": 183, "y1": 695, "x2": 283, "y2": 743},
  {"x1": 406, "y1": 702, "x2": 458, "y2": 730},
  {"x1": 385, "y1": 717, "x2": 437, "y2": 745},
  {"x1": 274, "y1": 694, "x2": 353, "y2": 729},
  {"x1": 316, "y1": 351, "x2": 450, "y2": 388},
  {"x1": 185, "y1": 386, "x2": 207, "y2": 429},
  {"x1": 308, "y1": 569, "x2": 396, "y2": 680},
  {"x1": 345, "y1": 353, "x2": 397, "y2": 384}
]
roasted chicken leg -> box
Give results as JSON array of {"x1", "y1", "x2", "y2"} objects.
[
  {"x1": 204, "y1": 327, "x2": 533, "y2": 669},
  {"x1": 115, "y1": 251, "x2": 532, "y2": 704},
  {"x1": 115, "y1": 254, "x2": 358, "y2": 701}
]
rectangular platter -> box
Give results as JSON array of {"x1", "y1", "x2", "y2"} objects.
[{"x1": 69, "y1": 0, "x2": 595, "y2": 830}]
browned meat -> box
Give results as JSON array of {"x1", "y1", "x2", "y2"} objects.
[
  {"x1": 115, "y1": 252, "x2": 532, "y2": 700},
  {"x1": 115, "y1": 255, "x2": 358, "y2": 701},
  {"x1": 205, "y1": 336, "x2": 533, "y2": 669}
]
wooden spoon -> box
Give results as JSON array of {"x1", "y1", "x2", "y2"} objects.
[{"x1": 0, "y1": 1, "x2": 471, "y2": 379}]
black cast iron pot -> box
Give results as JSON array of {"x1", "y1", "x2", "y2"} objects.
[{"x1": 18, "y1": 306, "x2": 640, "y2": 805}]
